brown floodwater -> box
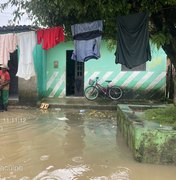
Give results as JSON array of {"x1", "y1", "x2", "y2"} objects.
[{"x1": 0, "y1": 108, "x2": 175, "y2": 180}]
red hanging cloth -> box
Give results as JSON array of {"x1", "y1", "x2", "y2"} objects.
[{"x1": 37, "y1": 26, "x2": 65, "y2": 50}]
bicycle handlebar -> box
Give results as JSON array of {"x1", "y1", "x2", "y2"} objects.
[
  {"x1": 95, "y1": 77, "x2": 111, "y2": 84},
  {"x1": 95, "y1": 77, "x2": 99, "y2": 83}
]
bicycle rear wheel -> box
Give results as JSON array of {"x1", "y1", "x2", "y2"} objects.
[
  {"x1": 84, "y1": 86, "x2": 99, "y2": 100},
  {"x1": 109, "y1": 86, "x2": 122, "y2": 100}
]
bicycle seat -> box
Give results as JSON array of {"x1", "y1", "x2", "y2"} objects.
[{"x1": 105, "y1": 80, "x2": 112, "y2": 83}]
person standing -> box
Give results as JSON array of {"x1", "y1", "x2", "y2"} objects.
[{"x1": 0, "y1": 65, "x2": 10, "y2": 111}]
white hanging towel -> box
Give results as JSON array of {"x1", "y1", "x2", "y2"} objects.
[
  {"x1": 0, "y1": 33, "x2": 17, "y2": 66},
  {"x1": 16, "y1": 31, "x2": 36, "y2": 80}
]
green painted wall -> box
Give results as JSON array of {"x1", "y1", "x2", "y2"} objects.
[
  {"x1": 33, "y1": 44, "x2": 47, "y2": 99},
  {"x1": 117, "y1": 104, "x2": 176, "y2": 165},
  {"x1": 44, "y1": 41, "x2": 166, "y2": 99},
  {"x1": 46, "y1": 41, "x2": 73, "y2": 97}
]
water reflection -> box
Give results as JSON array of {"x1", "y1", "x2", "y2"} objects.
[
  {"x1": 0, "y1": 108, "x2": 175, "y2": 179},
  {"x1": 33, "y1": 164, "x2": 90, "y2": 180},
  {"x1": 63, "y1": 110, "x2": 85, "y2": 164}
]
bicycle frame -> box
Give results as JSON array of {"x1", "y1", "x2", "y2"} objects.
[
  {"x1": 94, "y1": 81, "x2": 109, "y2": 95},
  {"x1": 95, "y1": 83, "x2": 108, "y2": 95},
  {"x1": 85, "y1": 77, "x2": 123, "y2": 100}
]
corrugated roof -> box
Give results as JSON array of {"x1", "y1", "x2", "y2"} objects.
[{"x1": 0, "y1": 25, "x2": 38, "y2": 33}]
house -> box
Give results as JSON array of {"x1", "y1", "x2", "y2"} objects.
[
  {"x1": 0, "y1": 26, "x2": 167, "y2": 104},
  {"x1": 44, "y1": 40, "x2": 166, "y2": 100},
  {"x1": 0, "y1": 25, "x2": 40, "y2": 104}
]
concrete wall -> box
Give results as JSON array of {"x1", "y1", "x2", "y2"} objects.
[
  {"x1": 18, "y1": 44, "x2": 46, "y2": 104},
  {"x1": 117, "y1": 104, "x2": 176, "y2": 165},
  {"x1": 46, "y1": 42, "x2": 73, "y2": 97},
  {"x1": 18, "y1": 77, "x2": 38, "y2": 104},
  {"x1": 16, "y1": 40, "x2": 167, "y2": 103},
  {"x1": 45, "y1": 41, "x2": 166, "y2": 99}
]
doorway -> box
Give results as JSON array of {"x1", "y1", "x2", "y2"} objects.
[
  {"x1": 8, "y1": 50, "x2": 18, "y2": 99},
  {"x1": 66, "y1": 50, "x2": 84, "y2": 96}
]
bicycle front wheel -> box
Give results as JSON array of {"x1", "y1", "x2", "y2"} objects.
[
  {"x1": 109, "y1": 86, "x2": 122, "y2": 100},
  {"x1": 84, "y1": 86, "x2": 99, "y2": 100}
]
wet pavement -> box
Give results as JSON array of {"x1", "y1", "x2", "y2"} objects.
[
  {"x1": 0, "y1": 107, "x2": 175, "y2": 179},
  {"x1": 37, "y1": 97, "x2": 161, "y2": 110},
  {"x1": 38, "y1": 97, "x2": 119, "y2": 110}
]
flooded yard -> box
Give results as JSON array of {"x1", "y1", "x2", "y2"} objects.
[{"x1": 0, "y1": 108, "x2": 175, "y2": 179}]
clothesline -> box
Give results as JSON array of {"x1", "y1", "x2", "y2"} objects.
[
  {"x1": 0, "y1": 25, "x2": 38, "y2": 33},
  {"x1": 0, "y1": 26, "x2": 65, "y2": 80},
  {"x1": 0, "y1": 12, "x2": 151, "y2": 80}
]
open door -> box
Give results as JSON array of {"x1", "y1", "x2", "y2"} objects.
[{"x1": 66, "y1": 50, "x2": 84, "y2": 96}]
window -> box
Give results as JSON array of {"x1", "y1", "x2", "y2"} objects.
[{"x1": 76, "y1": 62, "x2": 84, "y2": 77}]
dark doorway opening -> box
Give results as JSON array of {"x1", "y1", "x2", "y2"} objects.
[
  {"x1": 66, "y1": 50, "x2": 84, "y2": 96},
  {"x1": 8, "y1": 50, "x2": 18, "y2": 99}
]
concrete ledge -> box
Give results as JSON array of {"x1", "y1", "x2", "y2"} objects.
[
  {"x1": 18, "y1": 77, "x2": 38, "y2": 104},
  {"x1": 37, "y1": 97, "x2": 118, "y2": 110},
  {"x1": 117, "y1": 104, "x2": 176, "y2": 165}
]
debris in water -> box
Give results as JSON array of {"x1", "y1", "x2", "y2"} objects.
[
  {"x1": 57, "y1": 117, "x2": 69, "y2": 121},
  {"x1": 40, "y1": 155, "x2": 50, "y2": 161}
]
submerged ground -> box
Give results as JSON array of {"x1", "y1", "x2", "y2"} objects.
[{"x1": 0, "y1": 107, "x2": 175, "y2": 179}]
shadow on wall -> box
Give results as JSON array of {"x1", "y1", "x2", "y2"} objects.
[{"x1": 121, "y1": 88, "x2": 165, "y2": 100}]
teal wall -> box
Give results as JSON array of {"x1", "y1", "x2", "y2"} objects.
[
  {"x1": 84, "y1": 42, "x2": 166, "y2": 99},
  {"x1": 46, "y1": 42, "x2": 73, "y2": 97},
  {"x1": 33, "y1": 44, "x2": 47, "y2": 99},
  {"x1": 44, "y1": 41, "x2": 166, "y2": 99}
]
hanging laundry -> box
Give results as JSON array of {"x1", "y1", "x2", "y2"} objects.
[
  {"x1": 16, "y1": 31, "x2": 36, "y2": 80},
  {"x1": 0, "y1": 33, "x2": 17, "y2": 66},
  {"x1": 71, "y1": 20, "x2": 103, "y2": 62},
  {"x1": 115, "y1": 12, "x2": 151, "y2": 69},
  {"x1": 36, "y1": 26, "x2": 65, "y2": 50},
  {"x1": 71, "y1": 37, "x2": 101, "y2": 62},
  {"x1": 72, "y1": 20, "x2": 103, "y2": 40}
]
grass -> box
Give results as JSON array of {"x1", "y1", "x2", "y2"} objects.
[{"x1": 142, "y1": 104, "x2": 176, "y2": 128}]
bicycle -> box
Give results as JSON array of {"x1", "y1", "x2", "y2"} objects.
[{"x1": 84, "y1": 77, "x2": 123, "y2": 100}]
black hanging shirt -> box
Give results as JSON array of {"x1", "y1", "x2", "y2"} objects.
[{"x1": 115, "y1": 12, "x2": 151, "y2": 69}]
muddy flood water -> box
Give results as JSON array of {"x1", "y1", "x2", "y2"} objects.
[{"x1": 0, "y1": 108, "x2": 175, "y2": 180}]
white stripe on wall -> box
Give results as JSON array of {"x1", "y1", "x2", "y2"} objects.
[
  {"x1": 159, "y1": 85, "x2": 166, "y2": 92},
  {"x1": 111, "y1": 72, "x2": 127, "y2": 86},
  {"x1": 134, "y1": 72, "x2": 154, "y2": 90},
  {"x1": 49, "y1": 73, "x2": 65, "y2": 97},
  {"x1": 85, "y1": 72, "x2": 100, "y2": 87},
  {"x1": 98, "y1": 71, "x2": 113, "y2": 84},
  {"x1": 121, "y1": 71, "x2": 140, "y2": 87},
  {"x1": 146, "y1": 72, "x2": 166, "y2": 91},
  {"x1": 47, "y1": 72, "x2": 59, "y2": 90},
  {"x1": 151, "y1": 85, "x2": 166, "y2": 98},
  {"x1": 60, "y1": 88, "x2": 66, "y2": 97},
  {"x1": 84, "y1": 71, "x2": 88, "y2": 76}
]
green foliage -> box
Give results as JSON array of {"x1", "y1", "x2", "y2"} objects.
[
  {"x1": 1, "y1": 0, "x2": 176, "y2": 58},
  {"x1": 150, "y1": 32, "x2": 172, "y2": 49},
  {"x1": 0, "y1": 0, "x2": 132, "y2": 39},
  {"x1": 105, "y1": 39, "x2": 116, "y2": 51},
  {"x1": 142, "y1": 105, "x2": 176, "y2": 127}
]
